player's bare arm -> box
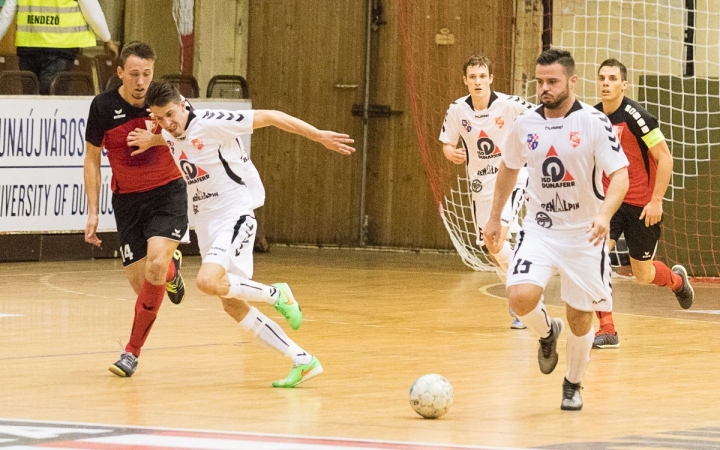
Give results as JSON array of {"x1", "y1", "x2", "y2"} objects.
[
  {"x1": 640, "y1": 140, "x2": 672, "y2": 227},
  {"x1": 484, "y1": 161, "x2": 519, "y2": 252},
  {"x1": 589, "y1": 167, "x2": 629, "y2": 246},
  {"x1": 253, "y1": 110, "x2": 355, "y2": 155},
  {"x1": 83, "y1": 142, "x2": 104, "y2": 247},
  {"x1": 128, "y1": 129, "x2": 166, "y2": 155},
  {"x1": 442, "y1": 143, "x2": 466, "y2": 164}
]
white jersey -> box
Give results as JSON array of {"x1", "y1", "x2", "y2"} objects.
[
  {"x1": 161, "y1": 109, "x2": 264, "y2": 217},
  {"x1": 439, "y1": 92, "x2": 533, "y2": 198},
  {"x1": 503, "y1": 100, "x2": 629, "y2": 232}
]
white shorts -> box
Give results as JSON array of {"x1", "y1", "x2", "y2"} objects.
[
  {"x1": 195, "y1": 213, "x2": 257, "y2": 279},
  {"x1": 474, "y1": 186, "x2": 525, "y2": 246},
  {"x1": 506, "y1": 224, "x2": 613, "y2": 312}
]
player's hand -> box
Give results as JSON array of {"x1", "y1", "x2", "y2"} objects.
[
  {"x1": 484, "y1": 218, "x2": 502, "y2": 250},
  {"x1": 318, "y1": 131, "x2": 355, "y2": 155},
  {"x1": 588, "y1": 213, "x2": 611, "y2": 246},
  {"x1": 103, "y1": 40, "x2": 120, "y2": 59},
  {"x1": 639, "y1": 199, "x2": 663, "y2": 227},
  {"x1": 85, "y1": 215, "x2": 102, "y2": 247},
  {"x1": 128, "y1": 128, "x2": 156, "y2": 155},
  {"x1": 443, "y1": 146, "x2": 466, "y2": 164}
]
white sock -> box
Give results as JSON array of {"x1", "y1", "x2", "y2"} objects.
[
  {"x1": 239, "y1": 307, "x2": 311, "y2": 365},
  {"x1": 491, "y1": 241, "x2": 513, "y2": 285},
  {"x1": 565, "y1": 326, "x2": 593, "y2": 384},
  {"x1": 517, "y1": 300, "x2": 552, "y2": 338},
  {"x1": 226, "y1": 273, "x2": 278, "y2": 305}
]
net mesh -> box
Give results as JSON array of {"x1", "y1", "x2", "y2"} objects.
[{"x1": 399, "y1": 0, "x2": 720, "y2": 277}]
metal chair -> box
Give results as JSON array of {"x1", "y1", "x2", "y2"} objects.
[
  {"x1": 161, "y1": 74, "x2": 200, "y2": 98},
  {"x1": 0, "y1": 70, "x2": 40, "y2": 95},
  {"x1": 49, "y1": 72, "x2": 95, "y2": 96},
  {"x1": 206, "y1": 74, "x2": 249, "y2": 99}
]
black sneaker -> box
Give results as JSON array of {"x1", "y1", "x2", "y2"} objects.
[
  {"x1": 592, "y1": 331, "x2": 619, "y2": 349},
  {"x1": 109, "y1": 352, "x2": 138, "y2": 377},
  {"x1": 672, "y1": 265, "x2": 694, "y2": 309},
  {"x1": 538, "y1": 317, "x2": 563, "y2": 374},
  {"x1": 166, "y1": 250, "x2": 186, "y2": 305},
  {"x1": 561, "y1": 378, "x2": 583, "y2": 411}
]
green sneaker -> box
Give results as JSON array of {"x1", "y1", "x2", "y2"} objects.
[
  {"x1": 271, "y1": 282, "x2": 302, "y2": 330},
  {"x1": 272, "y1": 356, "x2": 323, "y2": 388}
]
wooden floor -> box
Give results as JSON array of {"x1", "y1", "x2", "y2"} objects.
[{"x1": 2, "y1": 246, "x2": 720, "y2": 449}]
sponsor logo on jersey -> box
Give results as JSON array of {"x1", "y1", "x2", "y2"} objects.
[
  {"x1": 461, "y1": 119, "x2": 472, "y2": 132},
  {"x1": 569, "y1": 131, "x2": 580, "y2": 148},
  {"x1": 541, "y1": 193, "x2": 580, "y2": 212},
  {"x1": 191, "y1": 138, "x2": 204, "y2": 150},
  {"x1": 179, "y1": 151, "x2": 210, "y2": 185},
  {"x1": 113, "y1": 109, "x2": 126, "y2": 120},
  {"x1": 494, "y1": 116, "x2": 505, "y2": 129},
  {"x1": 475, "y1": 113, "x2": 489, "y2": 119},
  {"x1": 526, "y1": 133, "x2": 539, "y2": 150},
  {"x1": 476, "y1": 130, "x2": 501, "y2": 159},
  {"x1": 476, "y1": 164, "x2": 498, "y2": 176},
  {"x1": 613, "y1": 125, "x2": 624, "y2": 141},
  {"x1": 541, "y1": 146, "x2": 575, "y2": 188},
  {"x1": 471, "y1": 179, "x2": 483, "y2": 192},
  {"x1": 535, "y1": 211, "x2": 553, "y2": 228},
  {"x1": 545, "y1": 125, "x2": 563, "y2": 130},
  {"x1": 193, "y1": 189, "x2": 219, "y2": 202}
]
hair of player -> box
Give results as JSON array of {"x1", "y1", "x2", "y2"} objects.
[
  {"x1": 537, "y1": 48, "x2": 575, "y2": 76},
  {"x1": 145, "y1": 81, "x2": 183, "y2": 108},
  {"x1": 598, "y1": 58, "x2": 628, "y2": 82},
  {"x1": 119, "y1": 41, "x2": 156, "y2": 68},
  {"x1": 463, "y1": 55, "x2": 493, "y2": 77}
]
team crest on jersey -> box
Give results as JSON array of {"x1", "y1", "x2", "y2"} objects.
[
  {"x1": 461, "y1": 119, "x2": 472, "y2": 132},
  {"x1": 476, "y1": 130, "x2": 501, "y2": 159},
  {"x1": 494, "y1": 116, "x2": 505, "y2": 129},
  {"x1": 569, "y1": 131, "x2": 580, "y2": 148},
  {"x1": 191, "y1": 138, "x2": 204, "y2": 150},
  {"x1": 541, "y1": 146, "x2": 575, "y2": 188},
  {"x1": 613, "y1": 125, "x2": 624, "y2": 141},
  {"x1": 179, "y1": 151, "x2": 210, "y2": 185},
  {"x1": 166, "y1": 140, "x2": 175, "y2": 154},
  {"x1": 526, "y1": 133, "x2": 539, "y2": 150}
]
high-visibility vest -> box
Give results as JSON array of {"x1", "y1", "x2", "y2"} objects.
[{"x1": 16, "y1": 0, "x2": 96, "y2": 48}]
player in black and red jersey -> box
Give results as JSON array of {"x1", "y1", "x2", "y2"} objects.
[
  {"x1": 593, "y1": 58, "x2": 694, "y2": 349},
  {"x1": 83, "y1": 41, "x2": 188, "y2": 376}
]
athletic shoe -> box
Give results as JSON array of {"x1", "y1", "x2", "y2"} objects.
[
  {"x1": 593, "y1": 331, "x2": 619, "y2": 349},
  {"x1": 166, "y1": 250, "x2": 186, "y2": 305},
  {"x1": 561, "y1": 378, "x2": 583, "y2": 411},
  {"x1": 272, "y1": 356, "x2": 323, "y2": 388},
  {"x1": 510, "y1": 317, "x2": 527, "y2": 329},
  {"x1": 671, "y1": 264, "x2": 694, "y2": 310},
  {"x1": 109, "y1": 352, "x2": 138, "y2": 377},
  {"x1": 271, "y1": 282, "x2": 302, "y2": 330},
  {"x1": 538, "y1": 317, "x2": 563, "y2": 374}
]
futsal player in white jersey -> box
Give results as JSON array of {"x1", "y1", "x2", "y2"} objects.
[
  {"x1": 440, "y1": 55, "x2": 533, "y2": 330},
  {"x1": 485, "y1": 49, "x2": 629, "y2": 411},
  {"x1": 141, "y1": 81, "x2": 355, "y2": 388}
]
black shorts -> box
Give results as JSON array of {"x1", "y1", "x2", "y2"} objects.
[
  {"x1": 112, "y1": 178, "x2": 188, "y2": 267},
  {"x1": 609, "y1": 202, "x2": 661, "y2": 261}
]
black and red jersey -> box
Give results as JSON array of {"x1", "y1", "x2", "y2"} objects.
[
  {"x1": 595, "y1": 97, "x2": 664, "y2": 207},
  {"x1": 85, "y1": 88, "x2": 181, "y2": 194}
]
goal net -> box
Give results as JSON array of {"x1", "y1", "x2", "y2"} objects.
[{"x1": 400, "y1": 0, "x2": 720, "y2": 277}]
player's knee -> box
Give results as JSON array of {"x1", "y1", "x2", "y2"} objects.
[
  {"x1": 633, "y1": 269, "x2": 654, "y2": 284},
  {"x1": 195, "y1": 273, "x2": 219, "y2": 295}
]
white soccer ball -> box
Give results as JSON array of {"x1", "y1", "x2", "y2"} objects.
[{"x1": 409, "y1": 373, "x2": 453, "y2": 419}]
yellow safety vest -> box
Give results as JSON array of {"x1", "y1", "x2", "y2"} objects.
[{"x1": 16, "y1": 0, "x2": 96, "y2": 48}]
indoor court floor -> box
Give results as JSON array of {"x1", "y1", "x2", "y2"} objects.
[{"x1": 1, "y1": 246, "x2": 719, "y2": 450}]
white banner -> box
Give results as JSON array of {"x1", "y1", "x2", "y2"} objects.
[{"x1": 0, "y1": 96, "x2": 251, "y2": 233}]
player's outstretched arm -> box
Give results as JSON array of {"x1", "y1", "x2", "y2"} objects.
[
  {"x1": 485, "y1": 161, "x2": 519, "y2": 253},
  {"x1": 589, "y1": 167, "x2": 628, "y2": 246},
  {"x1": 442, "y1": 143, "x2": 466, "y2": 164},
  {"x1": 253, "y1": 110, "x2": 355, "y2": 155},
  {"x1": 640, "y1": 140, "x2": 672, "y2": 227},
  {"x1": 129, "y1": 129, "x2": 167, "y2": 156},
  {"x1": 83, "y1": 142, "x2": 104, "y2": 247}
]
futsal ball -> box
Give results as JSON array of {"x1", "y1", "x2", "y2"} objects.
[{"x1": 408, "y1": 373, "x2": 453, "y2": 419}]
